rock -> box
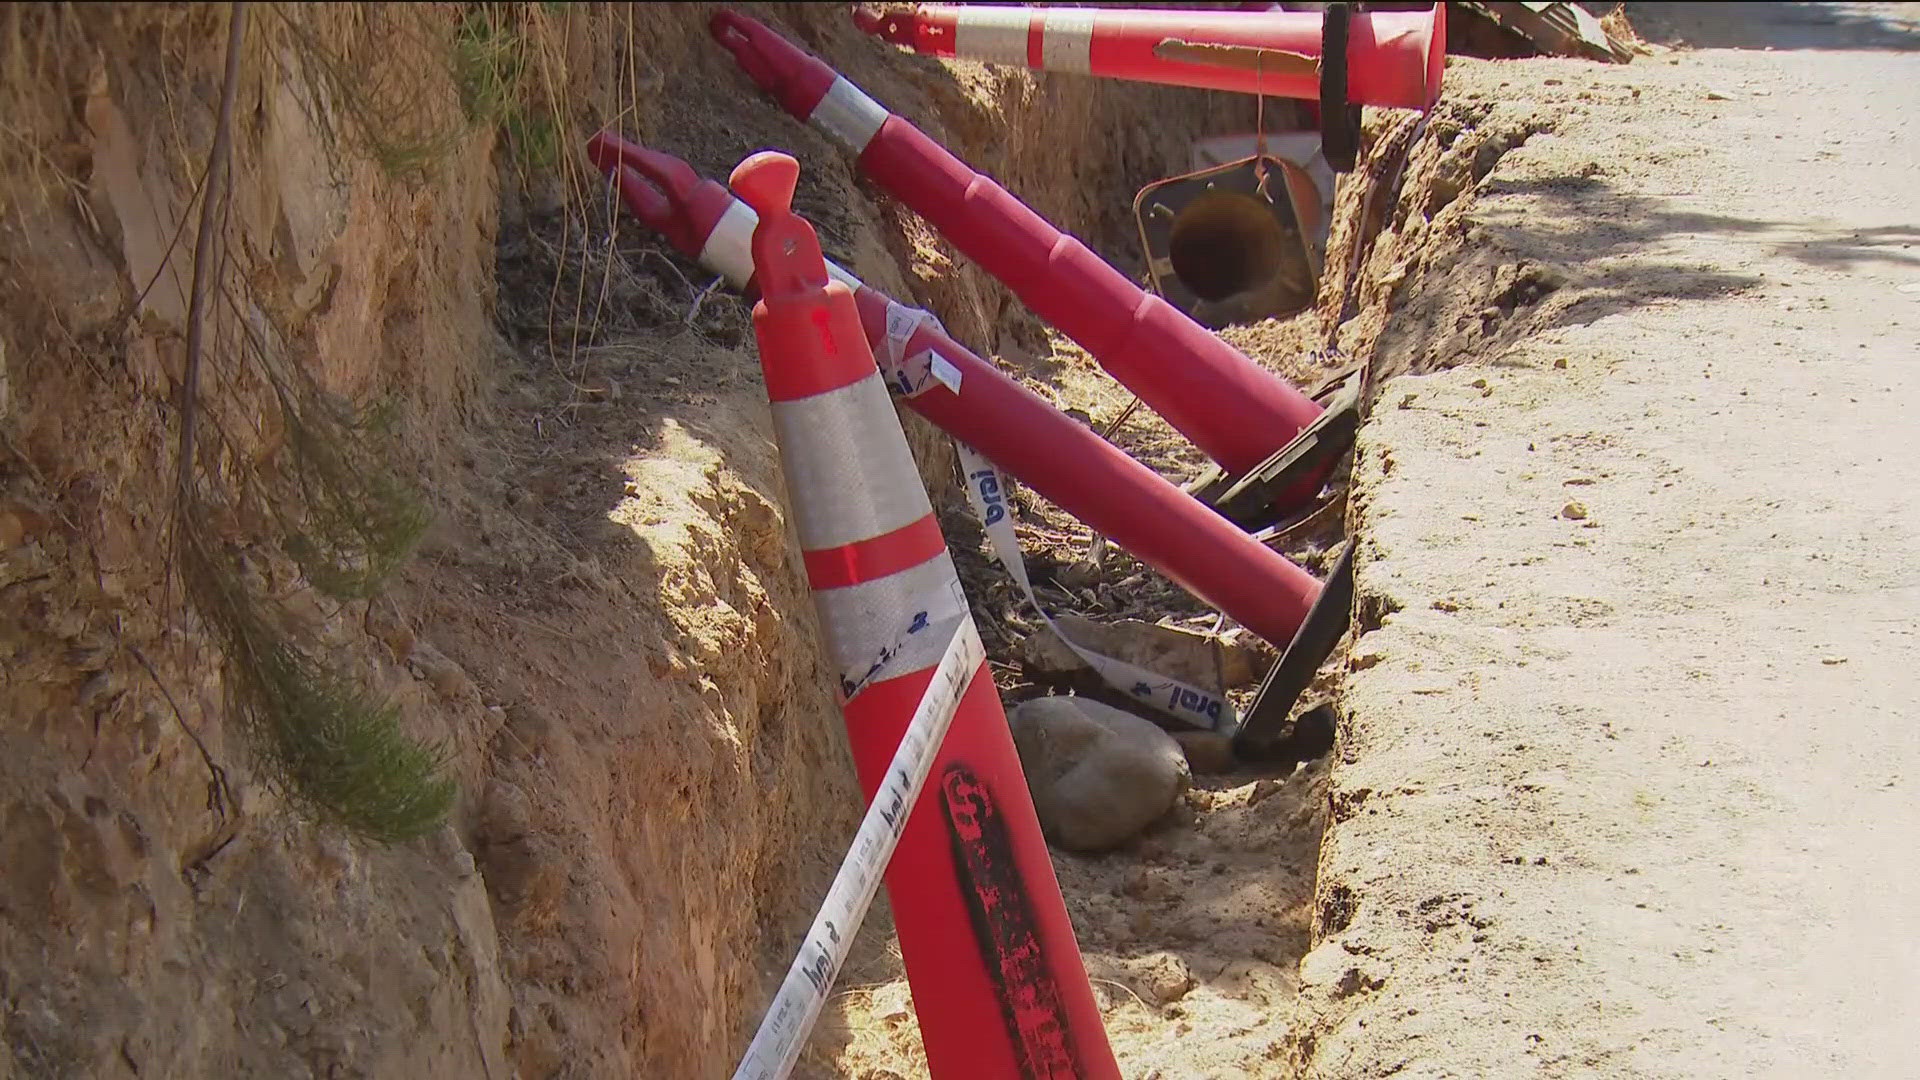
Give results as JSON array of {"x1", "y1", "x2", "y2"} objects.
[
  {"x1": 1055, "y1": 561, "x2": 1104, "y2": 590},
  {"x1": 1173, "y1": 729, "x2": 1236, "y2": 774},
  {"x1": 1009, "y1": 697, "x2": 1191, "y2": 853},
  {"x1": 363, "y1": 598, "x2": 415, "y2": 661},
  {"x1": 477, "y1": 779, "x2": 532, "y2": 846},
  {"x1": 1300, "y1": 941, "x2": 1391, "y2": 1000},
  {"x1": 478, "y1": 830, "x2": 562, "y2": 915},
  {"x1": 1561, "y1": 500, "x2": 1590, "y2": 521},
  {"x1": 1121, "y1": 952, "x2": 1196, "y2": 1006},
  {"x1": 409, "y1": 641, "x2": 481, "y2": 707},
  {"x1": 0, "y1": 507, "x2": 25, "y2": 550},
  {"x1": 1122, "y1": 865, "x2": 1178, "y2": 902},
  {"x1": 1287, "y1": 700, "x2": 1339, "y2": 763},
  {"x1": 1021, "y1": 615, "x2": 1268, "y2": 698},
  {"x1": 1248, "y1": 778, "x2": 1285, "y2": 806}
]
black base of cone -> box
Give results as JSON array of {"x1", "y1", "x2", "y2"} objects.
[
  {"x1": 1209, "y1": 372, "x2": 1362, "y2": 530},
  {"x1": 1321, "y1": 2, "x2": 1364, "y2": 173},
  {"x1": 1233, "y1": 539, "x2": 1357, "y2": 759}
]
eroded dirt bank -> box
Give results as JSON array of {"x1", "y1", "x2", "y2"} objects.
[
  {"x1": 1298, "y1": 7, "x2": 1920, "y2": 1076},
  {"x1": 0, "y1": 4, "x2": 1320, "y2": 1077}
]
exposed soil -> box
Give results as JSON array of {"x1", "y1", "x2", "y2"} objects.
[
  {"x1": 13, "y1": 0, "x2": 1867, "y2": 1077},
  {"x1": 1296, "y1": 4, "x2": 1920, "y2": 1076},
  {"x1": 1, "y1": 4, "x2": 1346, "y2": 1078}
]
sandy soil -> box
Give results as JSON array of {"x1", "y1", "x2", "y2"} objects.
[
  {"x1": 12, "y1": 2, "x2": 1914, "y2": 1077},
  {"x1": 1298, "y1": 4, "x2": 1920, "y2": 1076}
]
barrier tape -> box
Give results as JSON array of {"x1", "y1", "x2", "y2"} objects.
[
  {"x1": 732, "y1": 619, "x2": 985, "y2": 1080},
  {"x1": 880, "y1": 301, "x2": 1241, "y2": 734}
]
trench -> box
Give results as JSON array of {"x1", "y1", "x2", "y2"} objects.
[
  {"x1": 480, "y1": 55, "x2": 1387, "y2": 1080},
  {"x1": 0, "y1": 3, "x2": 1572, "y2": 1076}
]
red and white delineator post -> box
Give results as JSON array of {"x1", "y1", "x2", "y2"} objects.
[
  {"x1": 585, "y1": 132, "x2": 1322, "y2": 659},
  {"x1": 709, "y1": 11, "x2": 1331, "y2": 501},
  {"x1": 731, "y1": 148, "x2": 1120, "y2": 1079},
  {"x1": 852, "y1": 3, "x2": 1446, "y2": 112}
]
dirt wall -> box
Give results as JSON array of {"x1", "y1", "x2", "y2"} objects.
[{"x1": 0, "y1": 4, "x2": 1262, "y2": 1077}]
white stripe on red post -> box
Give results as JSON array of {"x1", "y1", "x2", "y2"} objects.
[
  {"x1": 953, "y1": 6, "x2": 1031, "y2": 66},
  {"x1": 1040, "y1": 9, "x2": 1097, "y2": 74},
  {"x1": 770, "y1": 373, "x2": 933, "y2": 552},
  {"x1": 809, "y1": 77, "x2": 889, "y2": 154},
  {"x1": 699, "y1": 198, "x2": 863, "y2": 294},
  {"x1": 700, "y1": 200, "x2": 761, "y2": 290}
]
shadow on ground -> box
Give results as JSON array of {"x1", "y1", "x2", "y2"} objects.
[
  {"x1": 1624, "y1": 2, "x2": 1920, "y2": 52},
  {"x1": 1481, "y1": 172, "x2": 1920, "y2": 274}
]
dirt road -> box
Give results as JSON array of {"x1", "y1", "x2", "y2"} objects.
[{"x1": 1298, "y1": 5, "x2": 1920, "y2": 1077}]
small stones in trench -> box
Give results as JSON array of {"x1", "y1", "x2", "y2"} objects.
[{"x1": 1009, "y1": 696, "x2": 1192, "y2": 853}]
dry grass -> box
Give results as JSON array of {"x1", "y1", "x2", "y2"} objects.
[{"x1": 181, "y1": 519, "x2": 455, "y2": 842}]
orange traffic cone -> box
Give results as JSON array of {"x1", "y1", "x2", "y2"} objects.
[{"x1": 731, "y1": 149, "x2": 1121, "y2": 1080}]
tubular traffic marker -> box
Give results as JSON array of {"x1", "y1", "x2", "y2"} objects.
[
  {"x1": 709, "y1": 11, "x2": 1331, "y2": 502},
  {"x1": 587, "y1": 131, "x2": 1322, "y2": 649},
  {"x1": 852, "y1": 3, "x2": 1446, "y2": 112},
  {"x1": 735, "y1": 621, "x2": 982, "y2": 1079},
  {"x1": 732, "y1": 148, "x2": 1120, "y2": 1080}
]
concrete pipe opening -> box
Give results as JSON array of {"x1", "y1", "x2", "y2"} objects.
[{"x1": 1167, "y1": 189, "x2": 1299, "y2": 305}]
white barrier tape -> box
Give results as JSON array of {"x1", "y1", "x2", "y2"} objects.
[
  {"x1": 881, "y1": 301, "x2": 963, "y2": 398},
  {"x1": 732, "y1": 620, "x2": 985, "y2": 1080},
  {"x1": 956, "y1": 441, "x2": 1237, "y2": 733},
  {"x1": 874, "y1": 303, "x2": 1240, "y2": 734}
]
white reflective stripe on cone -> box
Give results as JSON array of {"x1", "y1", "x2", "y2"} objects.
[
  {"x1": 695, "y1": 198, "x2": 866, "y2": 294},
  {"x1": 815, "y1": 553, "x2": 970, "y2": 691},
  {"x1": 953, "y1": 6, "x2": 1031, "y2": 66},
  {"x1": 810, "y1": 77, "x2": 889, "y2": 154},
  {"x1": 771, "y1": 373, "x2": 933, "y2": 553},
  {"x1": 700, "y1": 200, "x2": 760, "y2": 290},
  {"x1": 1040, "y1": 9, "x2": 1097, "y2": 74}
]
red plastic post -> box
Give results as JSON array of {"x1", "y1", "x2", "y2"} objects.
[
  {"x1": 853, "y1": 3, "x2": 1446, "y2": 111},
  {"x1": 710, "y1": 12, "x2": 1331, "y2": 498},
  {"x1": 734, "y1": 148, "x2": 1120, "y2": 1080}
]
